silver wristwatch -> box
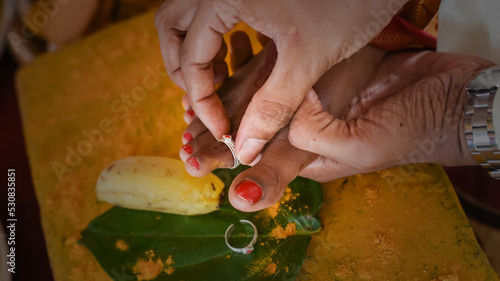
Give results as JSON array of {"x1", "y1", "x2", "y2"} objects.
[{"x1": 465, "y1": 66, "x2": 500, "y2": 179}]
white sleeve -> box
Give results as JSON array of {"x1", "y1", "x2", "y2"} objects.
[
  {"x1": 438, "y1": 0, "x2": 500, "y2": 143},
  {"x1": 437, "y1": 0, "x2": 500, "y2": 65}
]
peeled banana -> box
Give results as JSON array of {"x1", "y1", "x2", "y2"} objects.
[{"x1": 96, "y1": 156, "x2": 225, "y2": 215}]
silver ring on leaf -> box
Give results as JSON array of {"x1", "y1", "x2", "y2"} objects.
[
  {"x1": 225, "y1": 219, "x2": 258, "y2": 254},
  {"x1": 218, "y1": 134, "x2": 240, "y2": 169}
]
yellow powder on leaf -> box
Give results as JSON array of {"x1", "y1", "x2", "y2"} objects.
[
  {"x1": 247, "y1": 257, "x2": 274, "y2": 276},
  {"x1": 266, "y1": 202, "x2": 280, "y2": 218},
  {"x1": 163, "y1": 254, "x2": 175, "y2": 275},
  {"x1": 259, "y1": 186, "x2": 301, "y2": 224},
  {"x1": 280, "y1": 187, "x2": 299, "y2": 204},
  {"x1": 165, "y1": 255, "x2": 174, "y2": 266},
  {"x1": 164, "y1": 267, "x2": 175, "y2": 275},
  {"x1": 115, "y1": 239, "x2": 129, "y2": 251},
  {"x1": 133, "y1": 250, "x2": 164, "y2": 281},
  {"x1": 267, "y1": 263, "x2": 278, "y2": 275},
  {"x1": 271, "y1": 223, "x2": 296, "y2": 239}
]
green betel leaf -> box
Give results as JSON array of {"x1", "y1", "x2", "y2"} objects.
[{"x1": 80, "y1": 166, "x2": 323, "y2": 281}]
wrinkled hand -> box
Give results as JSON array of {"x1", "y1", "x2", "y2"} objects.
[
  {"x1": 155, "y1": 0, "x2": 409, "y2": 165},
  {"x1": 291, "y1": 51, "x2": 493, "y2": 182}
]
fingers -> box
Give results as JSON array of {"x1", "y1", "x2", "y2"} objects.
[
  {"x1": 289, "y1": 89, "x2": 358, "y2": 163},
  {"x1": 178, "y1": 40, "x2": 271, "y2": 177},
  {"x1": 213, "y1": 40, "x2": 229, "y2": 85},
  {"x1": 287, "y1": 47, "x2": 389, "y2": 166},
  {"x1": 235, "y1": 44, "x2": 322, "y2": 164},
  {"x1": 180, "y1": 0, "x2": 241, "y2": 139},
  {"x1": 155, "y1": 0, "x2": 201, "y2": 90},
  {"x1": 229, "y1": 128, "x2": 317, "y2": 212},
  {"x1": 298, "y1": 157, "x2": 361, "y2": 182},
  {"x1": 229, "y1": 31, "x2": 254, "y2": 72}
]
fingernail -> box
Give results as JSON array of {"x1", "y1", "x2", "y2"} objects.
[
  {"x1": 186, "y1": 157, "x2": 200, "y2": 170},
  {"x1": 248, "y1": 153, "x2": 262, "y2": 166},
  {"x1": 182, "y1": 132, "x2": 193, "y2": 143},
  {"x1": 186, "y1": 109, "x2": 195, "y2": 117},
  {"x1": 238, "y1": 138, "x2": 267, "y2": 164},
  {"x1": 181, "y1": 144, "x2": 193, "y2": 154},
  {"x1": 235, "y1": 180, "x2": 263, "y2": 205}
]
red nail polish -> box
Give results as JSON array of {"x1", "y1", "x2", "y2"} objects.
[
  {"x1": 181, "y1": 144, "x2": 193, "y2": 154},
  {"x1": 183, "y1": 132, "x2": 193, "y2": 142},
  {"x1": 186, "y1": 157, "x2": 200, "y2": 170},
  {"x1": 186, "y1": 109, "x2": 195, "y2": 117},
  {"x1": 235, "y1": 180, "x2": 263, "y2": 205}
]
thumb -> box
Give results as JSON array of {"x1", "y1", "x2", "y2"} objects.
[
  {"x1": 235, "y1": 45, "x2": 322, "y2": 164},
  {"x1": 229, "y1": 128, "x2": 316, "y2": 212},
  {"x1": 289, "y1": 89, "x2": 359, "y2": 163}
]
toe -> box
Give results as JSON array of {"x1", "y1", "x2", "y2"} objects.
[
  {"x1": 181, "y1": 132, "x2": 239, "y2": 177},
  {"x1": 228, "y1": 129, "x2": 316, "y2": 212}
]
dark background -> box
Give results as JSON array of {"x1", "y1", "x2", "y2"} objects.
[{"x1": 1, "y1": 51, "x2": 54, "y2": 281}]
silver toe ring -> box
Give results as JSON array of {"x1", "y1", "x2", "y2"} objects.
[
  {"x1": 218, "y1": 134, "x2": 240, "y2": 169},
  {"x1": 225, "y1": 219, "x2": 258, "y2": 254}
]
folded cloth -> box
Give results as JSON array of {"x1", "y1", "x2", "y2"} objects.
[{"x1": 371, "y1": 0, "x2": 440, "y2": 50}]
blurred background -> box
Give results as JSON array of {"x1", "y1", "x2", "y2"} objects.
[{"x1": 0, "y1": 0, "x2": 498, "y2": 280}]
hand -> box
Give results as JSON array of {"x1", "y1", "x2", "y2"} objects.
[
  {"x1": 155, "y1": 0, "x2": 409, "y2": 165},
  {"x1": 290, "y1": 51, "x2": 494, "y2": 182},
  {"x1": 179, "y1": 32, "x2": 387, "y2": 212}
]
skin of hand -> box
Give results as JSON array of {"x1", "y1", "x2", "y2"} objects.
[
  {"x1": 155, "y1": 0, "x2": 410, "y2": 166},
  {"x1": 290, "y1": 51, "x2": 494, "y2": 182},
  {"x1": 179, "y1": 31, "x2": 388, "y2": 212}
]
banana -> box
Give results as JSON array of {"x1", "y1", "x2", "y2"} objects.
[{"x1": 96, "y1": 156, "x2": 225, "y2": 215}]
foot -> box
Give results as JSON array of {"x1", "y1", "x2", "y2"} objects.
[{"x1": 180, "y1": 32, "x2": 386, "y2": 212}]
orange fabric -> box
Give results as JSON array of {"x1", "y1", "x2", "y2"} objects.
[
  {"x1": 371, "y1": 0, "x2": 441, "y2": 50},
  {"x1": 399, "y1": 0, "x2": 441, "y2": 29}
]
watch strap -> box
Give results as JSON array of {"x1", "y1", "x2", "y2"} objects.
[{"x1": 465, "y1": 66, "x2": 500, "y2": 179}]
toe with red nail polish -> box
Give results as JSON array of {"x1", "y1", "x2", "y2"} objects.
[
  {"x1": 186, "y1": 109, "x2": 195, "y2": 117},
  {"x1": 186, "y1": 157, "x2": 200, "y2": 170},
  {"x1": 183, "y1": 132, "x2": 193, "y2": 143},
  {"x1": 181, "y1": 144, "x2": 193, "y2": 154},
  {"x1": 235, "y1": 180, "x2": 263, "y2": 205}
]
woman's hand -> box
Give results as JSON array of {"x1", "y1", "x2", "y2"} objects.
[
  {"x1": 155, "y1": 0, "x2": 409, "y2": 165},
  {"x1": 178, "y1": 32, "x2": 387, "y2": 212},
  {"x1": 291, "y1": 51, "x2": 493, "y2": 182}
]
